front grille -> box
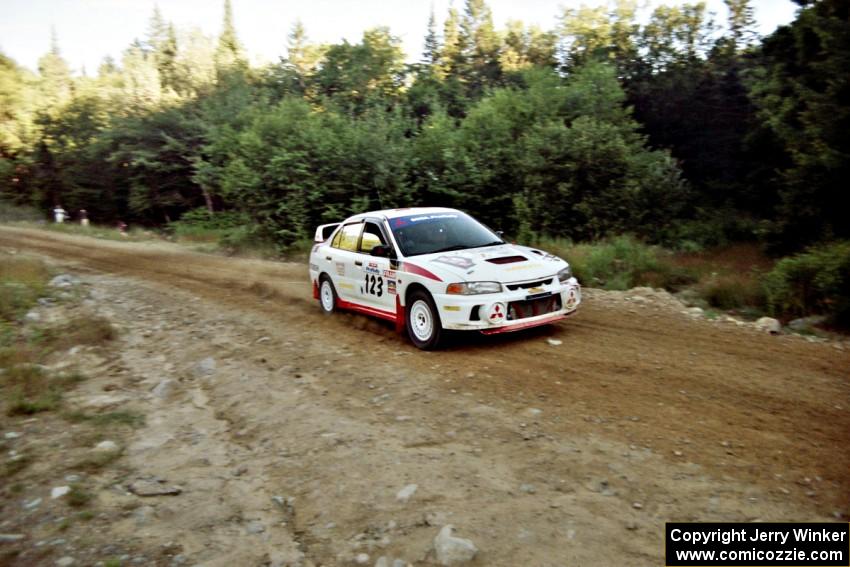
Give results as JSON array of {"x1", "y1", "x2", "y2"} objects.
[
  {"x1": 506, "y1": 277, "x2": 555, "y2": 291},
  {"x1": 507, "y1": 294, "x2": 562, "y2": 320}
]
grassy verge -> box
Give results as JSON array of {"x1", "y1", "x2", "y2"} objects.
[
  {"x1": 0, "y1": 256, "x2": 115, "y2": 417},
  {"x1": 528, "y1": 235, "x2": 698, "y2": 291},
  {"x1": 23, "y1": 221, "x2": 160, "y2": 242},
  {"x1": 526, "y1": 236, "x2": 783, "y2": 321}
]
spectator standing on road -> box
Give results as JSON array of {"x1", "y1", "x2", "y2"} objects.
[
  {"x1": 53, "y1": 205, "x2": 67, "y2": 224},
  {"x1": 79, "y1": 209, "x2": 89, "y2": 227}
]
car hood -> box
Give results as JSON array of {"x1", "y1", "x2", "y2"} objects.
[{"x1": 409, "y1": 244, "x2": 568, "y2": 283}]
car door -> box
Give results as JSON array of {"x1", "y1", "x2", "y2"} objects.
[
  {"x1": 354, "y1": 220, "x2": 397, "y2": 313},
  {"x1": 327, "y1": 221, "x2": 364, "y2": 302}
]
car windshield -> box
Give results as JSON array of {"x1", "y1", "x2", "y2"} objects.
[{"x1": 388, "y1": 212, "x2": 504, "y2": 257}]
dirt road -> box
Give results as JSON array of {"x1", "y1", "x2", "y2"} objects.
[{"x1": 1, "y1": 226, "x2": 848, "y2": 566}]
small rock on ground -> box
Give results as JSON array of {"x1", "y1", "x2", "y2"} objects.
[
  {"x1": 51, "y1": 486, "x2": 70, "y2": 499},
  {"x1": 152, "y1": 379, "x2": 178, "y2": 399},
  {"x1": 396, "y1": 484, "x2": 418, "y2": 503},
  {"x1": 192, "y1": 357, "x2": 216, "y2": 377},
  {"x1": 755, "y1": 317, "x2": 781, "y2": 334},
  {"x1": 94, "y1": 440, "x2": 119, "y2": 452},
  {"x1": 128, "y1": 479, "x2": 182, "y2": 497},
  {"x1": 49, "y1": 274, "x2": 80, "y2": 288},
  {"x1": 434, "y1": 525, "x2": 478, "y2": 566}
]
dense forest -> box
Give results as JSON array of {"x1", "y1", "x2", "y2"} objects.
[{"x1": 0, "y1": 0, "x2": 847, "y2": 255}]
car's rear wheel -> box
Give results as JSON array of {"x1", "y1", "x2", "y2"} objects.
[
  {"x1": 406, "y1": 290, "x2": 443, "y2": 350},
  {"x1": 319, "y1": 276, "x2": 337, "y2": 314}
]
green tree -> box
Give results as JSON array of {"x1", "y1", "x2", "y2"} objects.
[
  {"x1": 313, "y1": 28, "x2": 405, "y2": 114},
  {"x1": 724, "y1": 0, "x2": 758, "y2": 53},
  {"x1": 459, "y1": 0, "x2": 501, "y2": 97},
  {"x1": 500, "y1": 21, "x2": 557, "y2": 73},
  {"x1": 215, "y1": 0, "x2": 245, "y2": 72},
  {"x1": 748, "y1": 0, "x2": 849, "y2": 249},
  {"x1": 174, "y1": 29, "x2": 216, "y2": 95},
  {"x1": 0, "y1": 53, "x2": 38, "y2": 156},
  {"x1": 120, "y1": 42, "x2": 163, "y2": 110},
  {"x1": 37, "y1": 30, "x2": 73, "y2": 112},
  {"x1": 145, "y1": 6, "x2": 179, "y2": 92}
]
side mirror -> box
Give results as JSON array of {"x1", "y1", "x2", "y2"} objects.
[{"x1": 370, "y1": 244, "x2": 394, "y2": 258}]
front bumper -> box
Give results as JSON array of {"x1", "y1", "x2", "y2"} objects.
[{"x1": 434, "y1": 277, "x2": 581, "y2": 332}]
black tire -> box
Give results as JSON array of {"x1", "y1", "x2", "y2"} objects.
[
  {"x1": 318, "y1": 276, "x2": 337, "y2": 315},
  {"x1": 405, "y1": 289, "x2": 443, "y2": 350}
]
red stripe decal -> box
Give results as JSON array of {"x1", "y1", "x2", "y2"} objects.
[
  {"x1": 480, "y1": 312, "x2": 572, "y2": 335},
  {"x1": 394, "y1": 295, "x2": 405, "y2": 334},
  {"x1": 336, "y1": 298, "x2": 397, "y2": 323},
  {"x1": 401, "y1": 262, "x2": 443, "y2": 282}
]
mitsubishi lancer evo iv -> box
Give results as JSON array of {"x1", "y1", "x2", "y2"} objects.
[{"x1": 309, "y1": 207, "x2": 581, "y2": 350}]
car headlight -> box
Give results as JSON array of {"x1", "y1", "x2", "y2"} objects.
[
  {"x1": 557, "y1": 266, "x2": 573, "y2": 282},
  {"x1": 446, "y1": 281, "x2": 502, "y2": 295}
]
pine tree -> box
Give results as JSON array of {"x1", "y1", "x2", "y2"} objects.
[
  {"x1": 460, "y1": 0, "x2": 501, "y2": 96},
  {"x1": 438, "y1": 7, "x2": 463, "y2": 80},
  {"x1": 215, "y1": 0, "x2": 245, "y2": 70},
  {"x1": 724, "y1": 0, "x2": 758, "y2": 53},
  {"x1": 147, "y1": 8, "x2": 179, "y2": 92},
  {"x1": 422, "y1": 8, "x2": 441, "y2": 67},
  {"x1": 37, "y1": 28, "x2": 72, "y2": 110}
]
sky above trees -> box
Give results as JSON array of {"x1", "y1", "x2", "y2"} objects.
[{"x1": 2, "y1": 0, "x2": 798, "y2": 73}]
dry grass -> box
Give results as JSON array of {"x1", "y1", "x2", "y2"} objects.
[
  {"x1": 672, "y1": 243, "x2": 773, "y2": 277},
  {"x1": 0, "y1": 256, "x2": 51, "y2": 322},
  {"x1": 59, "y1": 316, "x2": 116, "y2": 346},
  {"x1": 2, "y1": 453, "x2": 33, "y2": 478},
  {"x1": 67, "y1": 484, "x2": 93, "y2": 507},
  {"x1": 34, "y1": 315, "x2": 117, "y2": 351},
  {"x1": 3, "y1": 364, "x2": 61, "y2": 415},
  {"x1": 0, "y1": 344, "x2": 37, "y2": 367},
  {"x1": 0, "y1": 256, "x2": 51, "y2": 285},
  {"x1": 2, "y1": 365, "x2": 85, "y2": 416},
  {"x1": 64, "y1": 410, "x2": 145, "y2": 428},
  {"x1": 73, "y1": 447, "x2": 123, "y2": 472},
  {"x1": 670, "y1": 243, "x2": 773, "y2": 312},
  {"x1": 695, "y1": 273, "x2": 767, "y2": 310}
]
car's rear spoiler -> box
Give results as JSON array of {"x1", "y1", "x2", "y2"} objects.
[{"x1": 314, "y1": 223, "x2": 340, "y2": 243}]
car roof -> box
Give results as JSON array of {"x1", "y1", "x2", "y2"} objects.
[{"x1": 346, "y1": 207, "x2": 461, "y2": 222}]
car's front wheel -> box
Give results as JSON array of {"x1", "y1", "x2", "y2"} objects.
[
  {"x1": 406, "y1": 290, "x2": 443, "y2": 350},
  {"x1": 319, "y1": 276, "x2": 337, "y2": 315}
]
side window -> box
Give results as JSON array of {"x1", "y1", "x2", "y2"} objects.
[
  {"x1": 335, "y1": 222, "x2": 362, "y2": 252},
  {"x1": 331, "y1": 228, "x2": 343, "y2": 248},
  {"x1": 359, "y1": 222, "x2": 387, "y2": 253}
]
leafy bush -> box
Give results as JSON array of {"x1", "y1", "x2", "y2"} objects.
[
  {"x1": 169, "y1": 208, "x2": 252, "y2": 242},
  {"x1": 663, "y1": 211, "x2": 763, "y2": 252},
  {"x1": 763, "y1": 241, "x2": 850, "y2": 326},
  {"x1": 0, "y1": 201, "x2": 44, "y2": 222}
]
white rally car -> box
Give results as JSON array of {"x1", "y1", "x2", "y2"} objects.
[{"x1": 309, "y1": 207, "x2": 581, "y2": 349}]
